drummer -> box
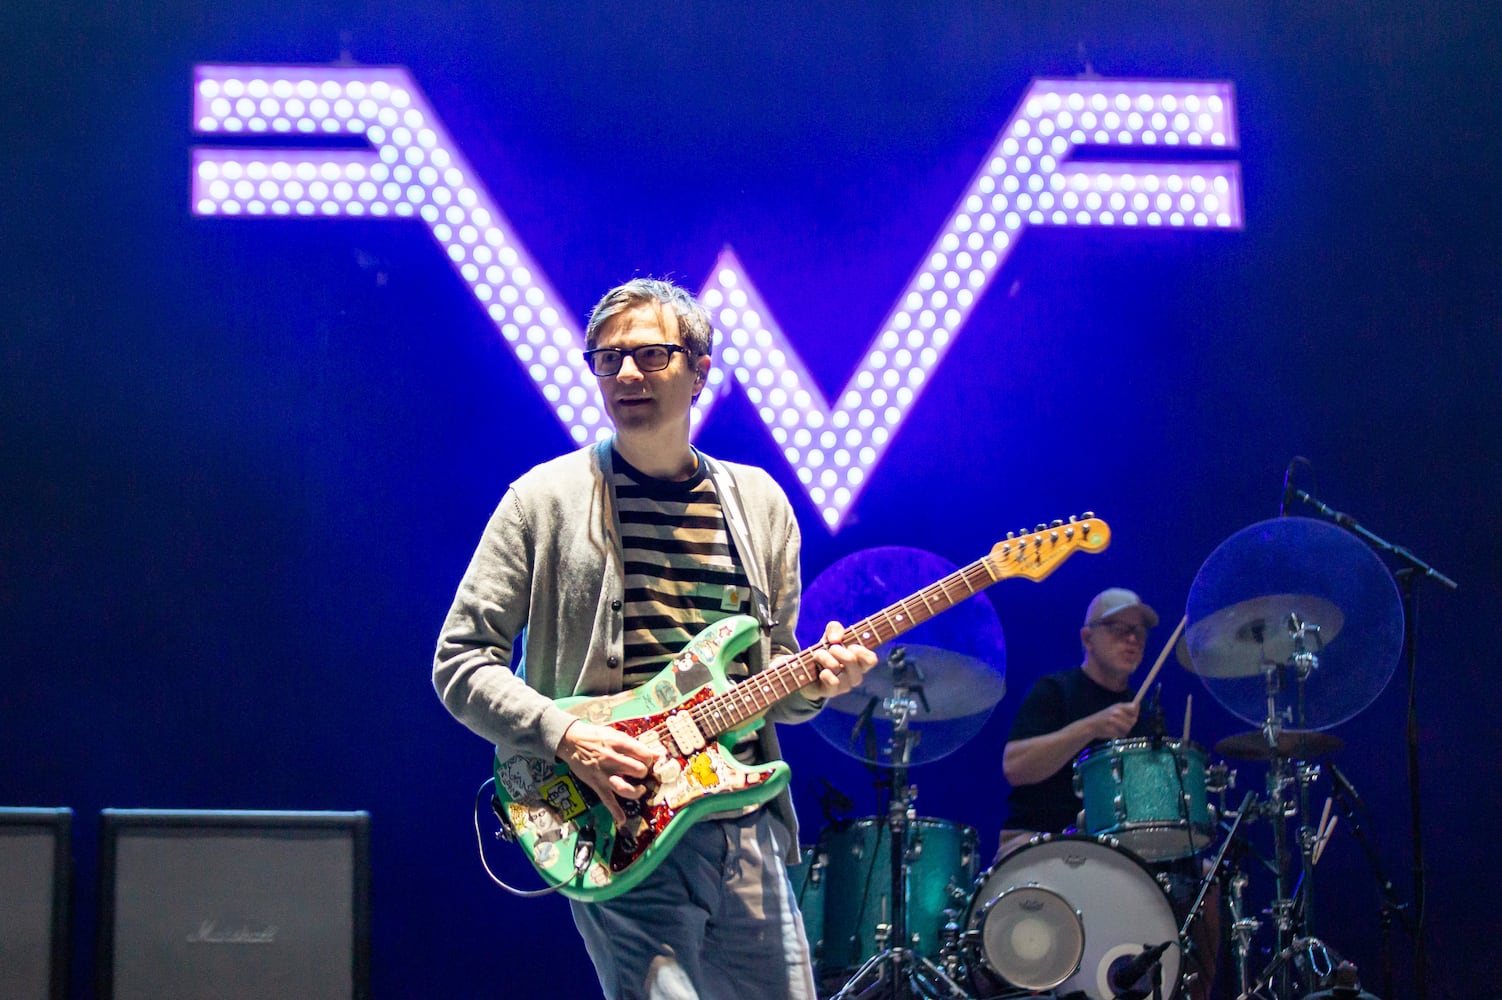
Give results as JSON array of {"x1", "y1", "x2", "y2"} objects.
[
  {"x1": 996, "y1": 587, "x2": 1217, "y2": 999},
  {"x1": 996, "y1": 587, "x2": 1156, "y2": 858}
]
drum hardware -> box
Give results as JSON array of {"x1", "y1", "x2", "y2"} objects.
[
  {"x1": 1205, "y1": 761, "x2": 1234, "y2": 796},
  {"x1": 829, "y1": 647, "x2": 974, "y2": 1000},
  {"x1": 1227, "y1": 869, "x2": 1259, "y2": 1000},
  {"x1": 1300, "y1": 961, "x2": 1382, "y2": 1000},
  {"x1": 1179, "y1": 589, "x2": 1350, "y2": 999},
  {"x1": 1181, "y1": 511, "x2": 1419, "y2": 995},
  {"x1": 1212, "y1": 713, "x2": 1364, "y2": 999},
  {"x1": 1241, "y1": 936, "x2": 1350, "y2": 1000},
  {"x1": 1262, "y1": 615, "x2": 1339, "y2": 996}
]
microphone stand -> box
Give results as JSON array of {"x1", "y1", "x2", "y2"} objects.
[
  {"x1": 1289, "y1": 487, "x2": 1457, "y2": 1000},
  {"x1": 1329, "y1": 773, "x2": 1415, "y2": 1000}
]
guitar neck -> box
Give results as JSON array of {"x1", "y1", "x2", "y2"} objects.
[
  {"x1": 701, "y1": 555, "x2": 998, "y2": 734},
  {"x1": 693, "y1": 515, "x2": 1108, "y2": 737}
]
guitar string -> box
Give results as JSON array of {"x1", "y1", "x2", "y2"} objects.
[
  {"x1": 670, "y1": 555, "x2": 1003, "y2": 745},
  {"x1": 645, "y1": 522, "x2": 1092, "y2": 752}
]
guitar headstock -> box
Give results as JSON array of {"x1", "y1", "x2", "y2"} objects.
[{"x1": 987, "y1": 514, "x2": 1111, "y2": 582}]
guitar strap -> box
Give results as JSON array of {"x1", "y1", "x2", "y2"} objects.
[{"x1": 700, "y1": 454, "x2": 776, "y2": 634}]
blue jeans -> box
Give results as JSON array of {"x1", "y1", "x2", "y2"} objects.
[{"x1": 570, "y1": 810, "x2": 817, "y2": 1000}]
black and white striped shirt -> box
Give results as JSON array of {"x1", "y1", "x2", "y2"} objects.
[{"x1": 612, "y1": 450, "x2": 760, "y2": 762}]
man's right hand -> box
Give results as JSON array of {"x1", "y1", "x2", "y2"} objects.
[
  {"x1": 1087, "y1": 701, "x2": 1140, "y2": 741},
  {"x1": 556, "y1": 720, "x2": 662, "y2": 826}
]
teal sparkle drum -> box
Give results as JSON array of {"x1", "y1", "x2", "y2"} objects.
[
  {"x1": 818, "y1": 817, "x2": 978, "y2": 975},
  {"x1": 789, "y1": 844, "x2": 827, "y2": 968},
  {"x1": 1073, "y1": 738, "x2": 1213, "y2": 861}
]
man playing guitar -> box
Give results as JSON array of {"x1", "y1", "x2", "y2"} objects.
[{"x1": 434, "y1": 277, "x2": 874, "y2": 1000}]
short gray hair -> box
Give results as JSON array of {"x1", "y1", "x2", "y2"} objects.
[{"x1": 583, "y1": 278, "x2": 714, "y2": 356}]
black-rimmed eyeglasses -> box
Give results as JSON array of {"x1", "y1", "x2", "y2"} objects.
[
  {"x1": 582, "y1": 343, "x2": 693, "y2": 377},
  {"x1": 1088, "y1": 620, "x2": 1150, "y2": 642}
]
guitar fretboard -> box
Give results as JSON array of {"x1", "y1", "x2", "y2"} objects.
[
  {"x1": 683, "y1": 555, "x2": 1002, "y2": 738},
  {"x1": 650, "y1": 515, "x2": 1105, "y2": 747}
]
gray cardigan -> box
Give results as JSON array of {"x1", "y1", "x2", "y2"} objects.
[{"x1": 434, "y1": 441, "x2": 820, "y2": 854}]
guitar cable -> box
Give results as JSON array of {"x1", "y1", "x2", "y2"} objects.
[{"x1": 474, "y1": 777, "x2": 596, "y2": 898}]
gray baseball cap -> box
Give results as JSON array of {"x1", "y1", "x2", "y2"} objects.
[{"x1": 1084, "y1": 587, "x2": 1160, "y2": 628}]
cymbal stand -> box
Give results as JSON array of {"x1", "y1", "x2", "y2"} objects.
[
  {"x1": 1255, "y1": 653, "x2": 1296, "y2": 999},
  {"x1": 1286, "y1": 613, "x2": 1325, "y2": 940},
  {"x1": 1228, "y1": 860, "x2": 1257, "y2": 999},
  {"x1": 1243, "y1": 615, "x2": 1332, "y2": 1000},
  {"x1": 832, "y1": 650, "x2": 969, "y2": 1000},
  {"x1": 1203, "y1": 763, "x2": 1262, "y2": 999}
]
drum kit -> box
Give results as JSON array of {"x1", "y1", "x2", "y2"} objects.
[{"x1": 793, "y1": 517, "x2": 1411, "y2": 1000}]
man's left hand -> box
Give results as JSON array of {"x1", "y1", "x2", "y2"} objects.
[{"x1": 797, "y1": 620, "x2": 876, "y2": 700}]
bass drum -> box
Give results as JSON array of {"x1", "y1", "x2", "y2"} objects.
[{"x1": 964, "y1": 834, "x2": 1182, "y2": 999}]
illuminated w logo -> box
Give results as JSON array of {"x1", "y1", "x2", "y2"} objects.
[{"x1": 190, "y1": 65, "x2": 1241, "y2": 529}]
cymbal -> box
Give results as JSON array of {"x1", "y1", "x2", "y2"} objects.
[
  {"x1": 798, "y1": 546, "x2": 1007, "y2": 765},
  {"x1": 1180, "y1": 593, "x2": 1345, "y2": 679},
  {"x1": 828, "y1": 643, "x2": 1007, "y2": 722},
  {"x1": 1215, "y1": 730, "x2": 1344, "y2": 761},
  {"x1": 1184, "y1": 516, "x2": 1404, "y2": 732}
]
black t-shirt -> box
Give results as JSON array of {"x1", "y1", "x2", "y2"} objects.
[{"x1": 1001, "y1": 667, "x2": 1147, "y2": 834}]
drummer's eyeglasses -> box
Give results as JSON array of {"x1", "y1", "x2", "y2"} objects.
[
  {"x1": 583, "y1": 343, "x2": 694, "y2": 377},
  {"x1": 1089, "y1": 620, "x2": 1150, "y2": 642}
]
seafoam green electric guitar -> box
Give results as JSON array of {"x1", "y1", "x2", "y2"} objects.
[{"x1": 490, "y1": 515, "x2": 1110, "y2": 902}]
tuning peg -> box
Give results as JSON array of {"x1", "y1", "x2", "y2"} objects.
[
  {"x1": 1082, "y1": 510, "x2": 1096, "y2": 519},
  {"x1": 1050, "y1": 519, "x2": 1063, "y2": 528}
]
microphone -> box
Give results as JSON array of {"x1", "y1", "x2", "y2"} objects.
[
  {"x1": 1329, "y1": 762, "x2": 1367, "y2": 812},
  {"x1": 1279, "y1": 458, "x2": 1297, "y2": 516},
  {"x1": 1147, "y1": 684, "x2": 1166, "y2": 747},
  {"x1": 1109, "y1": 940, "x2": 1174, "y2": 998}
]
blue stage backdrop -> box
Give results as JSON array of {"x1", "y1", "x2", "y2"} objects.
[{"x1": 4, "y1": 3, "x2": 1498, "y2": 998}]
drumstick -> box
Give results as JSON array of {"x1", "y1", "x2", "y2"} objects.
[
  {"x1": 1182, "y1": 693, "x2": 1193, "y2": 744},
  {"x1": 1313, "y1": 812, "x2": 1339, "y2": 866},
  {"x1": 1133, "y1": 614, "x2": 1189, "y2": 708}
]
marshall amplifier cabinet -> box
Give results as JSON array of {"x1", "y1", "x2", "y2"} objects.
[
  {"x1": 0, "y1": 807, "x2": 72, "y2": 1000},
  {"x1": 97, "y1": 809, "x2": 370, "y2": 1000}
]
